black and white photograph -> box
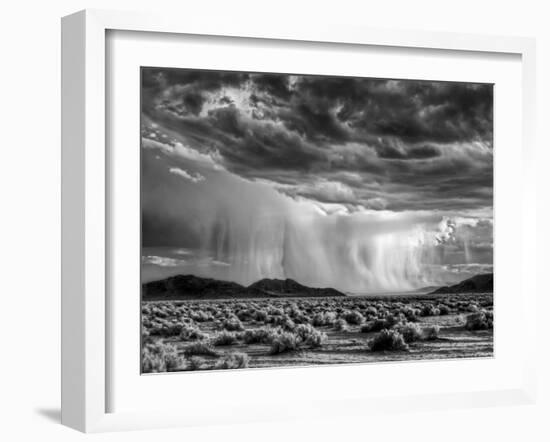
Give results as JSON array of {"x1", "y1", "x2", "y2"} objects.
[
  {"x1": 2, "y1": 0, "x2": 546, "y2": 439},
  {"x1": 140, "y1": 68, "x2": 494, "y2": 373}
]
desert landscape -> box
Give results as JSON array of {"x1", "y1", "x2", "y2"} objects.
[{"x1": 141, "y1": 274, "x2": 493, "y2": 373}]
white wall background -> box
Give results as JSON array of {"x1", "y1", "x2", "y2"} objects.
[{"x1": 0, "y1": 1, "x2": 547, "y2": 441}]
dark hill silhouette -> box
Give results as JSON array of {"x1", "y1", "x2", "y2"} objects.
[
  {"x1": 142, "y1": 275, "x2": 346, "y2": 300},
  {"x1": 249, "y1": 278, "x2": 345, "y2": 298},
  {"x1": 142, "y1": 274, "x2": 265, "y2": 300},
  {"x1": 430, "y1": 273, "x2": 493, "y2": 294}
]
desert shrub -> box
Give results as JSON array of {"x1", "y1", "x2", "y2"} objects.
[
  {"x1": 269, "y1": 332, "x2": 300, "y2": 354},
  {"x1": 398, "y1": 322, "x2": 423, "y2": 343},
  {"x1": 190, "y1": 310, "x2": 213, "y2": 322},
  {"x1": 422, "y1": 325, "x2": 441, "y2": 340},
  {"x1": 179, "y1": 316, "x2": 194, "y2": 325},
  {"x1": 312, "y1": 311, "x2": 337, "y2": 326},
  {"x1": 253, "y1": 309, "x2": 269, "y2": 322},
  {"x1": 152, "y1": 308, "x2": 168, "y2": 319},
  {"x1": 207, "y1": 305, "x2": 218, "y2": 313},
  {"x1": 400, "y1": 307, "x2": 419, "y2": 322},
  {"x1": 268, "y1": 306, "x2": 284, "y2": 316},
  {"x1": 142, "y1": 341, "x2": 182, "y2": 373},
  {"x1": 304, "y1": 330, "x2": 327, "y2": 348},
  {"x1": 420, "y1": 304, "x2": 439, "y2": 317},
  {"x1": 361, "y1": 319, "x2": 386, "y2": 333},
  {"x1": 361, "y1": 314, "x2": 401, "y2": 332},
  {"x1": 241, "y1": 327, "x2": 277, "y2": 344},
  {"x1": 179, "y1": 324, "x2": 207, "y2": 341},
  {"x1": 291, "y1": 312, "x2": 310, "y2": 324},
  {"x1": 465, "y1": 312, "x2": 493, "y2": 330},
  {"x1": 365, "y1": 306, "x2": 378, "y2": 317},
  {"x1": 220, "y1": 307, "x2": 233, "y2": 317},
  {"x1": 480, "y1": 299, "x2": 493, "y2": 308},
  {"x1": 185, "y1": 356, "x2": 209, "y2": 371},
  {"x1": 383, "y1": 314, "x2": 401, "y2": 328},
  {"x1": 295, "y1": 324, "x2": 327, "y2": 348},
  {"x1": 287, "y1": 307, "x2": 301, "y2": 318},
  {"x1": 282, "y1": 318, "x2": 296, "y2": 331},
  {"x1": 148, "y1": 321, "x2": 184, "y2": 337},
  {"x1": 369, "y1": 329, "x2": 409, "y2": 352},
  {"x1": 183, "y1": 341, "x2": 219, "y2": 357},
  {"x1": 342, "y1": 310, "x2": 365, "y2": 325},
  {"x1": 236, "y1": 310, "x2": 251, "y2": 322},
  {"x1": 465, "y1": 303, "x2": 480, "y2": 312},
  {"x1": 211, "y1": 331, "x2": 238, "y2": 346},
  {"x1": 333, "y1": 318, "x2": 348, "y2": 331},
  {"x1": 214, "y1": 352, "x2": 250, "y2": 369},
  {"x1": 271, "y1": 314, "x2": 296, "y2": 331},
  {"x1": 438, "y1": 304, "x2": 451, "y2": 315},
  {"x1": 222, "y1": 317, "x2": 245, "y2": 331}
]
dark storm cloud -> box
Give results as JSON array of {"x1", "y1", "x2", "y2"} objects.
[
  {"x1": 141, "y1": 68, "x2": 493, "y2": 212},
  {"x1": 359, "y1": 83, "x2": 493, "y2": 145},
  {"x1": 142, "y1": 68, "x2": 250, "y2": 118},
  {"x1": 375, "y1": 143, "x2": 441, "y2": 160},
  {"x1": 143, "y1": 68, "x2": 249, "y2": 92},
  {"x1": 285, "y1": 76, "x2": 492, "y2": 145},
  {"x1": 253, "y1": 74, "x2": 293, "y2": 100}
]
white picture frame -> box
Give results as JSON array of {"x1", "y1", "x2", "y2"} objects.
[{"x1": 61, "y1": 9, "x2": 537, "y2": 433}]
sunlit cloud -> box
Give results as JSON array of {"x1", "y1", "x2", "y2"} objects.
[
  {"x1": 168, "y1": 167, "x2": 205, "y2": 183},
  {"x1": 142, "y1": 255, "x2": 186, "y2": 267}
]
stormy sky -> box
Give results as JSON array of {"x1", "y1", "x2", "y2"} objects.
[{"x1": 141, "y1": 68, "x2": 493, "y2": 292}]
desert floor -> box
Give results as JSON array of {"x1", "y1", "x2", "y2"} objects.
[{"x1": 141, "y1": 293, "x2": 493, "y2": 372}]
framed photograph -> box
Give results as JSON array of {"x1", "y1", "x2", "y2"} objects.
[{"x1": 61, "y1": 9, "x2": 537, "y2": 432}]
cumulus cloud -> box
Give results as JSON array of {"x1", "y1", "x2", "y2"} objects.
[
  {"x1": 168, "y1": 167, "x2": 205, "y2": 183},
  {"x1": 142, "y1": 137, "x2": 223, "y2": 171},
  {"x1": 173, "y1": 248, "x2": 193, "y2": 256},
  {"x1": 445, "y1": 263, "x2": 494, "y2": 274},
  {"x1": 142, "y1": 255, "x2": 186, "y2": 267}
]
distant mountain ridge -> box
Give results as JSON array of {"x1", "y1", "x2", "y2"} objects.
[
  {"x1": 430, "y1": 273, "x2": 493, "y2": 294},
  {"x1": 142, "y1": 274, "x2": 347, "y2": 300},
  {"x1": 249, "y1": 278, "x2": 345, "y2": 298}
]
